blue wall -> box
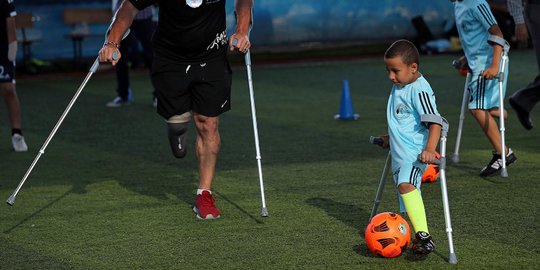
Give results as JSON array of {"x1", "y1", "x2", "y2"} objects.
[{"x1": 16, "y1": 0, "x2": 454, "y2": 61}]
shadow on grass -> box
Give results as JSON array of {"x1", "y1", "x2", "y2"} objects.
[
  {"x1": 216, "y1": 191, "x2": 265, "y2": 224},
  {"x1": 306, "y1": 197, "x2": 370, "y2": 235},
  {"x1": 449, "y1": 161, "x2": 511, "y2": 183},
  {"x1": 3, "y1": 188, "x2": 72, "y2": 234},
  {"x1": 353, "y1": 243, "x2": 376, "y2": 257},
  {"x1": 0, "y1": 238, "x2": 74, "y2": 269}
]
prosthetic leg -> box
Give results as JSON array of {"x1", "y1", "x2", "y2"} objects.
[
  {"x1": 167, "y1": 112, "x2": 191, "y2": 159},
  {"x1": 369, "y1": 117, "x2": 457, "y2": 264}
]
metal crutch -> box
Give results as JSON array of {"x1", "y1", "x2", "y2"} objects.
[
  {"x1": 233, "y1": 10, "x2": 269, "y2": 217},
  {"x1": 369, "y1": 149, "x2": 392, "y2": 222},
  {"x1": 488, "y1": 35, "x2": 511, "y2": 177},
  {"x1": 244, "y1": 50, "x2": 269, "y2": 217},
  {"x1": 6, "y1": 28, "x2": 130, "y2": 206},
  {"x1": 439, "y1": 118, "x2": 458, "y2": 264},
  {"x1": 452, "y1": 72, "x2": 471, "y2": 163}
]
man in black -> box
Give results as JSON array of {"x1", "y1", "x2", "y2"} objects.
[
  {"x1": 507, "y1": 0, "x2": 540, "y2": 130},
  {"x1": 0, "y1": 0, "x2": 27, "y2": 152},
  {"x1": 99, "y1": 0, "x2": 253, "y2": 219}
]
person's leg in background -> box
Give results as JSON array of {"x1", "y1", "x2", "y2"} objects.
[
  {"x1": 131, "y1": 18, "x2": 156, "y2": 106},
  {"x1": 0, "y1": 81, "x2": 28, "y2": 152},
  {"x1": 509, "y1": 1, "x2": 540, "y2": 129},
  {"x1": 106, "y1": 33, "x2": 134, "y2": 107}
]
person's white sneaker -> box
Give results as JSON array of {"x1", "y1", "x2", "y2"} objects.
[
  {"x1": 106, "y1": 96, "x2": 131, "y2": 108},
  {"x1": 12, "y1": 133, "x2": 28, "y2": 152}
]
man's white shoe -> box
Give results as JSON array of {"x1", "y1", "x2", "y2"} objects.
[
  {"x1": 12, "y1": 133, "x2": 28, "y2": 152},
  {"x1": 106, "y1": 96, "x2": 131, "y2": 108}
]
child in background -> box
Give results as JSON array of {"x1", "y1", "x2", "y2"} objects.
[
  {"x1": 452, "y1": 0, "x2": 517, "y2": 176},
  {"x1": 384, "y1": 39, "x2": 442, "y2": 255}
]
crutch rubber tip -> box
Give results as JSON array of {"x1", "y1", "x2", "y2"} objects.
[
  {"x1": 500, "y1": 168, "x2": 508, "y2": 177},
  {"x1": 6, "y1": 195, "x2": 16, "y2": 206},
  {"x1": 452, "y1": 154, "x2": 459, "y2": 164},
  {"x1": 449, "y1": 253, "x2": 458, "y2": 264},
  {"x1": 260, "y1": 208, "x2": 269, "y2": 217}
]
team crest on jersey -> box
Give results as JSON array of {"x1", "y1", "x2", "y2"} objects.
[
  {"x1": 459, "y1": 21, "x2": 474, "y2": 33},
  {"x1": 186, "y1": 0, "x2": 221, "y2": 8},
  {"x1": 395, "y1": 104, "x2": 411, "y2": 119},
  {"x1": 186, "y1": 0, "x2": 203, "y2": 8}
]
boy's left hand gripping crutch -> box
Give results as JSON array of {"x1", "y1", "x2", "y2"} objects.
[
  {"x1": 489, "y1": 35, "x2": 510, "y2": 177},
  {"x1": 233, "y1": 10, "x2": 268, "y2": 217},
  {"x1": 6, "y1": 27, "x2": 130, "y2": 206},
  {"x1": 369, "y1": 118, "x2": 457, "y2": 264}
]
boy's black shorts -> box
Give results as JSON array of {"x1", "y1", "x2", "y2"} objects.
[
  {"x1": 152, "y1": 55, "x2": 232, "y2": 119},
  {"x1": 0, "y1": 60, "x2": 15, "y2": 83}
]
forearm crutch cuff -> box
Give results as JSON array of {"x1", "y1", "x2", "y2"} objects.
[{"x1": 488, "y1": 35, "x2": 510, "y2": 53}]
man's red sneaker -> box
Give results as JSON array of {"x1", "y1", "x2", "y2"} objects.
[{"x1": 193, "y1": 190, "x2": 221, "y2": 220}]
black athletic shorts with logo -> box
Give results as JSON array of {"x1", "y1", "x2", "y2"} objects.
[
  {"x1": 0, "y1": 59, "x2": 15, "y2": 84},
  {"x1": 152, "y1": 54, "x2": 232, "y2": 119}
]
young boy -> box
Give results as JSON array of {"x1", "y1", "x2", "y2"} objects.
[
  {"x1": 384, "y1": 39, "x2": 441, "y2": 255},
  {"x1": 452, "y1": 0, "x2": 517, "y2": 176}
]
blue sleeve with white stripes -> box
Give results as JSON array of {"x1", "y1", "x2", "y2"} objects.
[
  {"x1": 471, "y1": 2, "x2": 497, "y2": 30},
  {"x1": 412, "y1": 87, "x2": 439, "y2": 118}
]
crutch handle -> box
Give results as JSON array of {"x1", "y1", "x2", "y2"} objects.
[
  {"x1": 370, "y1": 135, "x2": 389, "y2": 149},
  {"x1": 370, "y1": 136, "x2": 384, "y2": 146},
  {"x1": 417, "y1": 154, "x2": 441, "y2": 165}
]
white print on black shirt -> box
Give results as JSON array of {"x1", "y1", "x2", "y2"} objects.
[{"x1": 207, "y1": 30, "x2": 228, "y2": 51}]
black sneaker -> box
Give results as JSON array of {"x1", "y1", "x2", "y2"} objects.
[
  {"x1": 479, "y1": 148, "x2": 517, "y2": 177},
  {"x1": 412, "y1": 231, "x2": 435, "y2": 255}
]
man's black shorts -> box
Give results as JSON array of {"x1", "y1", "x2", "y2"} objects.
[
  {"x1": 152, "y1": 55, "x2": 232, "y2": 119},
  {"x1": 0, "y1": 60, "x2": 15, "y2": 84}
]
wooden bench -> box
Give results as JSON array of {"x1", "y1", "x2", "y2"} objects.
[
  {"x1": 63, "y1": 8, "x2": 112, "y2": 65},
  {"x1": 15, "y1": 12, "x2": 41, "y2": 64}
]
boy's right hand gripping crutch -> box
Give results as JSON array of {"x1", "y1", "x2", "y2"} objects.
[
  {"x1": 6, "y1": 26, "x2": 130, "y2": 206},
  {"x1": 488, "y1": 35, "x2": 510, "y2": 177},
  {"x1": 233, "y1": 10, "x2": 268, "y2": 217}
]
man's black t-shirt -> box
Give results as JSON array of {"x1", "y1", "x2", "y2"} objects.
[
  {"x1": 0, "y1": 0, "x2": 15, "y2": 59},
  {"x1": 129, "y1": 0, "x2": 228, "y2": 63}
]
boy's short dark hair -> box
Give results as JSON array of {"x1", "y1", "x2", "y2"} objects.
[{"x1": 384, "y1": 39, "x2": 420, "y2": 66}]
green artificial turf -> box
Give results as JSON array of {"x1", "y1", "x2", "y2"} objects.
[{"x1": 0, "y1": 49, "x2": 539, "y2": 269}]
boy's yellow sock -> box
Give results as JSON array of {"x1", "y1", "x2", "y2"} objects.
[{"x1": 401, "y1": 189, "x2": 429, "y2": 233}]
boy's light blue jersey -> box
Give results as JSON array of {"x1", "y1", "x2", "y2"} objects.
[
  {"x1": 453, "y1": 0, "x2": 498, "y2": 74},
  {"x1": 387, "y1": 75, "x2": 440, "y2": 172}
]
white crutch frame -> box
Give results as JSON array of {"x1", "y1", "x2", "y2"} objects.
[
  {"x1": 233, "y1": 10, "x2": 269, "y2": 217},
  {"x1": 7, "y1": 27, "x2": 131, "y2": 206}
]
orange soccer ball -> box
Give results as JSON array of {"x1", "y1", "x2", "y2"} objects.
[
  {"x1": 365, "y1": 212, "x2": 411, "y2": 258},
  {"x1": 422, "y1": 152, "x2": 441, "y2": 183}
]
